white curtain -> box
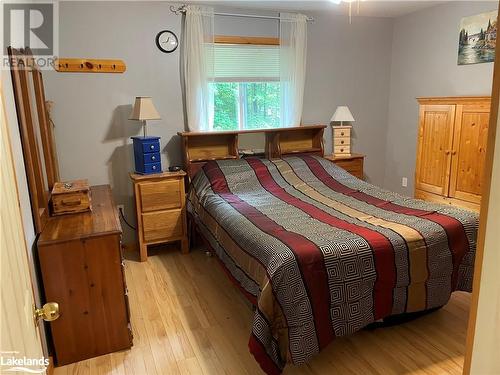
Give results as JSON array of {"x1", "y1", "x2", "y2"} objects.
[
  {"x1": 279, "y1": 13, "x2": 308, "y2": 127},
  {"x1": 182, "y1": 5, "x2": 214, "y2": 132}
]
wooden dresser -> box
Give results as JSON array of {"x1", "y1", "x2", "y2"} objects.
[
  {"x1": 130, "y1": 171, "x2": 188, "y2": 261},
  {"x1": 37, "y1": 185, "x2": 132, "y2": 366},
  {"x1": 325, "y1": 153, "x2": 365, "y2": 180},
  {"x1": 415, "y1": 97, "x2": 490, "y2": 211}
]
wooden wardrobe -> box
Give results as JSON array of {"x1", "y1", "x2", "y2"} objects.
[{"x1": 415, "y1": 96, "x2": 490, "y2": 211}]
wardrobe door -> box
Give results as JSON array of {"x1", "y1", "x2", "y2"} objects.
[
  {"x1": 415, "y1": 104, "x2": 456, "y2": 196},
  {"x1": 449, "y1": 103, "x2": 490, "y2": 204}
]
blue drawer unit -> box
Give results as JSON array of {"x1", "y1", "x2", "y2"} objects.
[{"x1": 131, "y1": 136, "x2": 162, "y2": 174}]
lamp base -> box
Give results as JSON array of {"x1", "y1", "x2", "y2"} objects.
[{"x1": 131, "y1": 136, "x2": 162, "y2": 174}]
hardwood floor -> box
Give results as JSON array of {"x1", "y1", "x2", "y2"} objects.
[{"x1": 54, "y1": 245, "x2": 470, "y2": 375}]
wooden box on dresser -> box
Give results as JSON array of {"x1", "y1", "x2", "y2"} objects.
[
  {"x1": 130, "y1": 171, "x2": 188, "y2": 262},
  {"x1": 37, "y1": 185, "x2": 132, "y2": 366},
  {"x1": 415, "y1": 96, "x2": 490, "y2": 212}
]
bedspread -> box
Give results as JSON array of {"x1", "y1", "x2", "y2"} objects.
[{"x1": 187, "y1": 155, "x2": 477, "y2": 375}]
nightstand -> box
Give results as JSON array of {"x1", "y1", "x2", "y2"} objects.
[
  {"x1": 130, "y1": 171, "x2": 188, "y2": 261},
  {"x1": 324, "y1": 153, "x2": 365, "y2": 180}
]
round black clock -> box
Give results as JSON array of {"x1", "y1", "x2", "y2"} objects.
[{"x1": 155, "y1": 30, "x2": 179, "y2": 53}]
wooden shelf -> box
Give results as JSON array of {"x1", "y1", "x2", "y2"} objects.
[
  {"x1": 177, "y1": 125, "x2": 325, "y2": 137},
  {"x1": 178, "y1": 125, "x2": 327, "y2": 178},
  {"x1": 190, "y1": 156, "x2": 238, "y2": 162},
  {"x1": 282, "y1": 147, "x2": 322, "y2": 155}
]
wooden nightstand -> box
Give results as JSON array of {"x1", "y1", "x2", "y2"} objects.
[
  {"x1": 324, "y1": 153, "x2": 365, "y2": 180},
  {"x1": 130, "y1": 171, "x2": 188, "y2": 261}
]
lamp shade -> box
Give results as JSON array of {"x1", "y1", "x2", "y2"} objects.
[
  {"x1": 129, "y1": 96, "x2": 161, "y2": 121},
  {"x1": 330, "y1": 106, "x2": 355, "y2": 123}
]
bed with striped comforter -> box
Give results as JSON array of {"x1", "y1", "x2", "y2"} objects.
[{"x1": 187, "y1": 155, "x2": 477, "y2": 375}]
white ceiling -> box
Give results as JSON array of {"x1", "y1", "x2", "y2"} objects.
[{"x1": 181, "y1": 0, "x2": 452, "y2": 18}]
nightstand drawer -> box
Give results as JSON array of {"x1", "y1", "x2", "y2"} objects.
[
  {"x1": 130, "y1": 170, "x2": 188, "y2": 260},
  {"x1": 139, "y1": 180, "x2": 182, "y2": 212},
  {"x1": 334, "y1": 158, "x2": 363, "y2": 170},
  {"x1": 142, "y1": 210, "x2": 183, "y2": 242},
  {"x1": 325, "y1": 153, "x2": 365, "y2": 181}
]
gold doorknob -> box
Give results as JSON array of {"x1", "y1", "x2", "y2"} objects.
[{"x1": 34, "y1": 302, "x2": 60, "y2": 325}]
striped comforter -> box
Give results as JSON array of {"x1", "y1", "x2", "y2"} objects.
[{"x1": 187, "y1": 155, "x2": 477, "y2": 375}]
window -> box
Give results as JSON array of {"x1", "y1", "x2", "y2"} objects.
[{"x1": 211, "y1": 42, "x2": 280, "y2": 131}]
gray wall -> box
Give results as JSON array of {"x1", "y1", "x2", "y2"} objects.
[
  {"x1": 45, "y1": 1, "x2": 395, "y2": 242},
  {"x1": 384, "y1": 1, "x2": 496, "y2": 194},
  {"x1": 304, "y1": 10, "x2": 393, "y2": 185}
]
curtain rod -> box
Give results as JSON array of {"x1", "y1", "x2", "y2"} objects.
[{"x1": 169, "y1": 5, "x2": 315, "y2": 22}]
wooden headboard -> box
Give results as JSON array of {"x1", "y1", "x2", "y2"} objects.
[{"x1": 178, "y1": 125, "x2": 326, "y2": 178}]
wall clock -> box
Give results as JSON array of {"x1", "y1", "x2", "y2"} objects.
[{"x1": 155, "y1": 30, "x2": 178, "y2": 53}]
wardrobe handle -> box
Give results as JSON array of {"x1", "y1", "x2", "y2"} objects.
[
  {"x1": 445, "y1": 150, "x2": 451, "y2": 155},
  {"x1": 451, "y1": 150, "x2": 457, "y2": 155}
]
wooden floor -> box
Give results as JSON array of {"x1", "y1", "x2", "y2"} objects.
[{"x1": 54, "y1": 246, "x2": 470, "y2": 375}]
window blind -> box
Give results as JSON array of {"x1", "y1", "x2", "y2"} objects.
[{"x1": 210, "y1": 44, "x2": 279, "y2": 82}]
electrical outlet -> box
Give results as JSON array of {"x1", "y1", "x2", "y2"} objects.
[
  {"x1": 402, "y1": 177, "x2": 408, "y2": 188},
  {"x1": 117, "y1": 204, "x2": 125, "y2": 213}
]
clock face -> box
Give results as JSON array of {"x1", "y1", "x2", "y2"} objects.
[{"x1": 155, "y1": 30, "x2": 178, "y2": 53}]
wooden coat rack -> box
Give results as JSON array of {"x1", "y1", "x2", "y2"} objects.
[{"x1": 54, "y1": 58, "x2": 126, "y2": 73}]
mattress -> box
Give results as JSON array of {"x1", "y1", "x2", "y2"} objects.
[{"x1": 187, "y1": 155, "x2": 477, "y2": 375}]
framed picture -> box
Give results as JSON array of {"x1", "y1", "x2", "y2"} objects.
[{"x1": 458, "y1": 10, "x2": 497, "y2": 65}]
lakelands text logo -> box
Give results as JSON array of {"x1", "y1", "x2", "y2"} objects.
[
  {"x1": 0, "y1": 351, "x2": 48, "y2": 373},
  {"x1": 2, "y1": 1, "x2": 58, "y2": 69}
]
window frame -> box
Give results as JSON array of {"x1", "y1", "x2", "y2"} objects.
[{"x1": 213, "y1": 35, "x2": 280, "y2": 131}]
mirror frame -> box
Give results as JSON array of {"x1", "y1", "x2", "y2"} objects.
[{"x1": 8, "y1": 47, "x2": 59, "y2": 234}]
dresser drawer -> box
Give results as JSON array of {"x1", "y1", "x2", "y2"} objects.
[
  {"x1": 334, "y1": 138, "x2": 350, "y2": 146},
  {"x1": 333, "y1": 127, "x2": 351, "y2": 138},
  {"x1": 142, "y1": 162, "x2": 162, "y2": 174},
  {"x1": 139, "y1": 179, "x2": 182, "y2": 212},
  {"x1": 334, "y1": 145, "x2": 351, "y2": 154},
  {"x1": 142, "y1": 140, "x2": 160, "y2": 153},
  {"x1": 142, "y1": 209, "x2": 183, "y2": 242},
  {"x1": 137, "y1": 152, "x2": 160, "y2": 164}
]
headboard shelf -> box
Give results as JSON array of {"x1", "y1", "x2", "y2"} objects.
[
  {"x1": 190, "y1": 156, "x2": 238, "y2": 162},
  {"x1": 178, "y1": 125, "x2": 326, "y2": 178}
]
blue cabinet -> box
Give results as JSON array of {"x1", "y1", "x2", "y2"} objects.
[{"x1": 131, "y1": 136, "x2": 162, "y2": 174}]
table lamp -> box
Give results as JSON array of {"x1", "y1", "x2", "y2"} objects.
[
  {"x1": 130, "y1": 96, "x2": 163, "y2": 174},
  {"x1": 129, "y1": 96, "x2": 161, "y2": 137},
  {"x1": 330, "y1": 106, "x2": 355, "y2": 156}
]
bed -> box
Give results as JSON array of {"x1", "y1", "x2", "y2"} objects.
[{"x1": 186, "y1": 154, "x2": 477, "y2": 375}]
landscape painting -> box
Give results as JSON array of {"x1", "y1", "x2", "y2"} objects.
[{"x1": 458, "y1": 10, "x2": 497, "y2": 65}]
